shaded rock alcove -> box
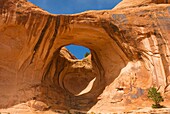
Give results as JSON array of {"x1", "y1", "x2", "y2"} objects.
[{"x1": 38, "y1": 20, "x2": 129, "y2": 110}]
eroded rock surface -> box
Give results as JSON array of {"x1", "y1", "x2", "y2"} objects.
[{"x1": 0, "y1": 0, "x2": 170, "y2": 113}]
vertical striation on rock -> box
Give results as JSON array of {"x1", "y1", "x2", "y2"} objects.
[{"x1": 0, "y1": 0, "x2": 170, "y2": 113}]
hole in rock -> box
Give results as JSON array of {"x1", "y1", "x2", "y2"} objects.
[
  {"x1": 59, "y1": 45, "x2": 98, "y2": 96},
  {"x1": 65, "y1": 44, "x2": 90, "y2": 60}
]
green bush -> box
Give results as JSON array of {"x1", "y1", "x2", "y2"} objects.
[
  {"x1": 84, "y1": 52, "x2": 90, "y2": 57},
  {"x1": 148, "y1": 87, "x2": 164, "y2": 108}
]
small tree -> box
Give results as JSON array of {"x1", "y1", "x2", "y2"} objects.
[
  {"x1": 84, "y1": 52, "x2": 90, "y2": 57},
  {"x1": 148, "y1": 87, "x2": 164, "y2": 108}
]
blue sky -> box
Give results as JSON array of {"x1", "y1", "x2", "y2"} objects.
[{"x1": 28, "y1": 0, "x2": 121, "y2": 59}]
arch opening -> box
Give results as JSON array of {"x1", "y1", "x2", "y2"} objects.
[
  {"x1": 65, "y1": 44, "x2": 91, "y2": 60},
  {"x1": 58, "y1": 45, "x2": 99, "y2": 96}
]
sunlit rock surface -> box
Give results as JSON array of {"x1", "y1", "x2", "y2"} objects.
[{"x1": 0, "y1": 0, "x2": 170, "y2": 113}]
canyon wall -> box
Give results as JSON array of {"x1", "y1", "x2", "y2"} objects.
[{"x1": 0, "y1": 0, "x2": 170, "y2": 113}]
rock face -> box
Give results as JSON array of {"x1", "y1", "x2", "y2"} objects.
[
  {"x1": 0, "y1": 0, "x2": 170, "y2": 113},
  {"x1": 115, "y1": 0, "x2": 170, "y2": 9}
]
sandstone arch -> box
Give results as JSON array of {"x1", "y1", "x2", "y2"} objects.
[
  {"x1": 37, "y1": 17, "x2": 130, "y2": 109},
  {"x1": 0, "y1": 0, "x2": 170, "y2": 113}
]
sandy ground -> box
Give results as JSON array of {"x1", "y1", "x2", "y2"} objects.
[{"x1": 0, "y1": 102, "x2": 170, "y2": 114}]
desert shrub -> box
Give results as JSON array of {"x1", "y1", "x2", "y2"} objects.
[
  {"x1": 148, "y1": 87, "x2": 164, "y2": 108},
  {"x1": 84, "y1": 52, "x2": 90, "y2": 57}
]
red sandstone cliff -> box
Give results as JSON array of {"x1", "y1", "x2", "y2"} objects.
[{"x1": 0, "y1": 0, "x2": 170, "y2": 113}]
